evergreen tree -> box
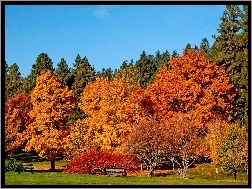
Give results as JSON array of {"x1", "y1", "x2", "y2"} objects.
[
  {"x1": 67, "y1": 55, "x2": 95, "y2": 124},
  {"x1": 24, "y1": 53, "x2": 54, "y2": 94},
  {"x1": 5, "y1": 63, "x2": 23, "y2": 99},
  {"x1": 96, "y1": 68, "x2": 114, "y2": 80},
  {"x1": 212, "y1": 5, "x2": 248, "y2": 127},
  {"x1": 72, "y1": 56, "x2": 96, "y2": 100},
  {"x1": 154, "y1": 50, "x2": 171, "y2": 70},
  {"x1": 184, "y1": 43, "x2": 192, "y2": 52},
  {"x1": 135, "y1": 51, "x2": 157, "y2": 88},
  {"x1": 171, "y1": 50, "x2": 179, "y2": 58},
  {"x1": 200, "y1": 38, "x2": 210, "y2": 54},
  {"x1": 55, "y1": 58, "x2": 70, "y2": 86}
]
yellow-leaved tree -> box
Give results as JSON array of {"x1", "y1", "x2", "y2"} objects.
[
  {"x1": 206, "y1": 120, "x2": 248, "y2": 180},
  {"x1": 79, "y1": 77, "x2": 146, "y2": 152},
  {"x1": 24, "y1": 70, "x2": 76, "y2": 170}
]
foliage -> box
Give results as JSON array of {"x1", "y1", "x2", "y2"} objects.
[
  {"x1": 206, "y1": 120, "x2": 248, "y2": 180},
  {"x1": 24, "y1": 53, "x2": 54, "y2": 94},
  {"x1": 79, "y1": 78, "x2": 146, "y2": 151},
  {"x1": 211, "y1": 5, "x2": 248, "y2": 127},
  {"x1": 162, "y1": 113, "x2": 201, "y2": 178},
  {"x1": 146, "y1": 50, "x2": 236, "y2": 130},
  {"x1": 5, "y1": 92, "x2": 33, "y2": 155},
  {"x1": 54, "y1": 58, "x2": 70, "y2": 86},
  {"x1": 153, "y1": 50, "x2": 171, "y2": 71},
  {"x1": 200, "y1": 38, "x2": 210, "y2": 54},
  {"x1": 5, "y1": 158, "x2": 23, "y2": 172},
  {"x1": 125, "y1": 113, "x2": 201, "y2": 178},
  {"x1": 65, "y1": 150, "x2": 141, "y2": 174},
  {"x1": 114, "y1": 60, "x2": 138, "y2": 86},
  {"x1": 5, "y1": 63, "x2": 23, "y2": 99},
  {"x1": 96, "y1": 68, "x2": 114, "y2": 80},
  {"x1": 24, "y1": 70, "x2": 76, "y2": 170},
  {"x1": 124, "y1": 116, "x2": 170, "y2": 177},
  {"x1": 64, "y1": 119, "x2": 90, "y2": 160},
  {"x1": 71, "y1": 55, "x2": 96, "y2": 100},
  {"x1": 135, "y1": 51, "x2": 157, "y2": 88}
]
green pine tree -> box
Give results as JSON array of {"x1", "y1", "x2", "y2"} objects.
[
  {"x1": 55, "y1": 58, "x2": 70, "y2": 86},
  {"x1": 72, "y1": 56, "x2": 96, "y2": 100},
  {"x1": 200, "y1": 37, "x2": 210, "y2": 54},
  {"x1": 24, "y1": 53, "x2": 54, "y2": 94},
  {"x1": 135, "y1": 51, "x2": 157, "y2": 88},
  {"x1": 211, "y1": 5, "x2": 248, "y2": 127},
  {"x1": 5, "y1": 63, "x2": 23, "y2": 99}
]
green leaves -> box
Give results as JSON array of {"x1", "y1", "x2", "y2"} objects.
[{"x1": 211, "y1": 5, "x2": 248, "y2": 127}]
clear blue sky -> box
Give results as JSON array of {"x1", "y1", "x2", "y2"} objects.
[{"x1": 5, "y1": 5, "x2": 226, "y2": 77}]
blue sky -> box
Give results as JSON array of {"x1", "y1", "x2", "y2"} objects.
[{"x1": 5, "y1": 5, "x2": 226, "y2": 77}]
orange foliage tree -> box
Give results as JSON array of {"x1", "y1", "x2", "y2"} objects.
[
  {"x1": 79, "y1": 77, "x2": 147, "y2": 151},
  {"x1": 24, "y1": 70, "x2": 76, "y2": 170},
  {"x1": 147, "y1": 50, "x2": 236, "y2": 131},
  {"x1": 5, "y1": 92, "x2": 33, "y2": 156}
]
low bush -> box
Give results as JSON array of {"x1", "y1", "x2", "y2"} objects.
[
  {"x1": 65, "y1": 150, "x2": 141, "y2": 174},
  {"x1": 5, "y1": 158, "x2": 23, "y2": 172}
]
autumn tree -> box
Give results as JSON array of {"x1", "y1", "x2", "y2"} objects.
[
  {"x1": 125, "y1": 113, "x2": 201, "y2": 178},
  {"x1": 24, "y1": 70, "x2": 76, "y2": 170},
  {"x1": 147, "y1": 50, "x2": 236, "y2": 131},
  {"x1": 64, "y1": 119, "x2": 90, "y2": 160},
  {"x1": 5, "y1": 63, "x2": 23, "y2": 99},
  {"x1": 206, "y1": 120, "x2": 248, "y2": 180},
  {"x1": 5, "y1": 92, "x2": 33, "y2": 156},
  {"x1": 212, "y1": 5, "x2": 248, "y2": 127},
  {"x1": 24, "y1": 53, "x2": 54, "y2": 94},
  {"x1": 163, "y1": 113, "x2": 201, "y2": 178},
  {"x1": 124, "y1": 116, "x2": 170, "y2": 177},
  {"x1": 80, "y1": 78, "x2": 146, "y2": 151}
]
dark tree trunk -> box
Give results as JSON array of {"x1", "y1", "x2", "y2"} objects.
[
  {"x1": 234, "y1": 169, "x2": 237, "y2": 180},
  {"x1": 51, "y1": 159, "x2": 56, "y2": 171}
]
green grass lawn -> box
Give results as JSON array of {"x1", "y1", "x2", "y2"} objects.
[{"x1": 4, "y1": 162, "x2": 249, "y2": 186}]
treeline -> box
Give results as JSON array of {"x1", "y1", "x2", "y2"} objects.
[{"x1": 5, "y1": 5, "x2": 248, "y2": 179}]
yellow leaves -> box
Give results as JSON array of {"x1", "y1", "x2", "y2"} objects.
[
  {"x1": 25, "y1": 70, "x2": 76, "y2": 160},
  {"x1": 79, "y1": 77, "x2": 145, "y2": 151}
]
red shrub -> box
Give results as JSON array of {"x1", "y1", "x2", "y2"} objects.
[{"x1": 65, "y1": 150, "x2": 141, "y2": 174}]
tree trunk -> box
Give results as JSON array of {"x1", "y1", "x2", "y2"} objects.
[
  {"x1": 148, "y1": 167, "x2": 154, "y2": 177},
  {"x1": 234, "y1": 168, "x2": 237, "y2": 180},
  {"x1": 215, "y1": 168, "x2": 219, "y2": 174},
  {"x1": 50, "y1": 159, "x2": 56, "y2": 171}
]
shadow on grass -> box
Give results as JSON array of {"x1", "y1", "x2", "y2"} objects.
[
  {"x1": 23, "y1": 169, "x2": 65, "y2": 173},
  {"x1": 154, "y1": 172, "x2": 173, "y2": 177},
  {"x1": 10, "y1": 153, "x2": 46, "y2": 162}
]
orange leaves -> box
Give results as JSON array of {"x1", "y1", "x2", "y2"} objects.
[
  {"x1": 80, "y1": 78, "x2": 146, "y2": 151},
  {"x1": 25, "y1": 70, "x2": 75, "y2": 160},
  {"x1": 146, "y1": 50, "x2": 236, "y2": 129}
]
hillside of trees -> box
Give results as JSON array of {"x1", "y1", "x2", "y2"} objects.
[{"x1": 5, "y1": 5, "x2": 248, "y2": 179}]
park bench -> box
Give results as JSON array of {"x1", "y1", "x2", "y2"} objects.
[
  {"x1": 104, "y1": 167, "x2": 126, "y2": 176},
  {"x1": 88, "y1": 167, "x2": 104, "y2": 175},
  {"x1": 22, "y1": 163, "x2": 35, "y2": 173}
]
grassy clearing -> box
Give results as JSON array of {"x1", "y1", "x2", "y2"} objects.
[{"x1": 5, "y1": 162, "x2": 248, "y2": 186}]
